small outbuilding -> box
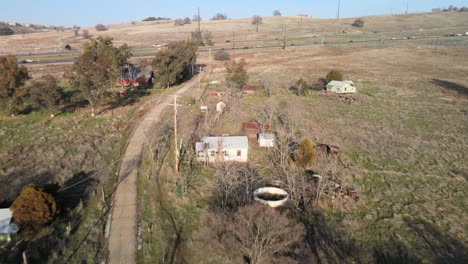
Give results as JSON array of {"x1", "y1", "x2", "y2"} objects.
[
  {"x1": 0, "y1": 208, "x2": 19, "y2": 242},
  {"x1": 326, "y1": 80, "x2": 356, "y2": 94},
  {"x1": 243, "y1": 85, "x2": 258, "y2": 95},
  {"x1": 257, "y1": 133, "x2": 276, "y2": 147},
  {"x1": 196, "y1": 136, "x2": 248, "y2": 163},
  {"x1": 242, "y1": 121, "x2": 271, "y2": 139}
]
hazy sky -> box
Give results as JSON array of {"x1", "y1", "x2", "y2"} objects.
[{"x1": 2, "y1": 0, "x2": 468, "y2": 27}]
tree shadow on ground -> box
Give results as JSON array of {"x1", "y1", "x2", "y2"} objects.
[
  {"x1": 100, "y1": 88, "x2": 150, "y2": 114},
  {"x1": 303, "y1": 210, "x2": 363, "y2": 263},
  {"x1": 0, "y1": 171, "x2": 100, "y2": 264},
  {"x1": 0, "y1": 170, "x2": 53, "y2": 204},
  {"x1": 431, "y1": 79, "x2": 468, "y2": 97},
  {"x1": 403, "y1": 217, "x2": 468, "y2": 264}
]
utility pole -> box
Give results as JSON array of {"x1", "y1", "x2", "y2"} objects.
[
  {"x1": 336, "y1": 0, "x2": 341, "y2": 35},
  {"x1": 300, "y1": 15, "x2": 303, "y2": 32},
  {"x1": 172, "y1": 95, "x2": 180, "y2": 177},
  {"x1": 406, "y1": 1, "x2": 409, "y2": 14},
  {"x1": 232, "y1": 31, "x2": 235, "y2": 51},
  {"x1": 282, "y1": 24, "x2": 287, "y2": 50},
  {"x1": 198, "y1": 7, "x2": 201, "y2": 33},
  {"x1": 208, "y1": 49, "x2": 211, "y2": 74},
  {"x1": 198, "y1": 66, "x2": 202, "y2": 102}
]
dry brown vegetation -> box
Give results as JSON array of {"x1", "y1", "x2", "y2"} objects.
[{"x1": 136, "y1": 32, "x2": 468, "y2": 262}]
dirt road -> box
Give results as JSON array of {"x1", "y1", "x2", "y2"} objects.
[{"x1": 108, "y1": 74, "x2": 202, "y2": 264}]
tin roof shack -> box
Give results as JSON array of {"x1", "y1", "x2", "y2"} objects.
[
  {"x1": 196, "y1": 136, "x2": 248, "y2": 163},
  {"x1": 0, "y1": 208, "x2": 19, "y2": 242},
  {"x1": 326, "y1": 80, "x2": 356, "y2": 94},
  {"x1": 257, "y1": 133, "x2": 276, "y2": 147},
  {"x1": 242, "y1": 121, "x2": 271, "y2": 139},
  {"x1": 243, "y1": 85, "x2": 258, "y2": 95}
]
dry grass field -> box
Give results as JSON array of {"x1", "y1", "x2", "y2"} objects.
[
  {"x1": 1, "y1": 12, "x2": 467, "y2": 55},
  {"x1": 139, "y1": 36, "x2": 468, "y2": 262}
]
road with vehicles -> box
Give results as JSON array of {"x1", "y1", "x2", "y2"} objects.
[{"x1": 16, "y1": 33, "x2": 468, "y2": 65}]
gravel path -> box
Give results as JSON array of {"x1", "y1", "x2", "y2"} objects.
[{"x1": 108, "y1": 74, "x2": 202, "y2": 264}]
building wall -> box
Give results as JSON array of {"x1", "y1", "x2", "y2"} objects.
[
  {"x1": 196, "y1": 148, "x2": 248, "y2": 163},
  {"x1": 259, "y1": 139, "x2": 275, "y2": 147},
  {"x1": 327, "y1": 84, "x2": 356, "y2": 94}
]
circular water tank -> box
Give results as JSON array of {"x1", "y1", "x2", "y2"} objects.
[{"x1": 253, "y1": 187, "x2": 289, "y2": 208}]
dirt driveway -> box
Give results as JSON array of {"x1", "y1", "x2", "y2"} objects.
[{"x1": 108, "y1": 74, "x2": 202, "y2": 264}]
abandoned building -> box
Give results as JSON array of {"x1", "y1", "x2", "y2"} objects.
[
  {"x1": 242, "y1": 121, "x2": 271, "y2": 139},
  {"x1": 195, "y1": 136, "x2": 249, "y2": 163},
  {"x1": 242, "y1": 85, "x2": 258, "y2": 94},
  {"x1": 257, "y1": 133, "x2": 276, "y2": 147},
  {"x1": 326, "y1": 80, "x2": 356, "y2": 94},
  {"x1": 0, "y1": 208, "x2": 19, "y2": 242}
]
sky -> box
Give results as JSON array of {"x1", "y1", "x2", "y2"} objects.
[{"x1": 2, "y1": 0, "x2": 468, "y2": 27}]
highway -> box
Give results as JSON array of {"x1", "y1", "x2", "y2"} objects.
[{"x1": 17, "y1": 34, "x2": 468, "y2": 65}]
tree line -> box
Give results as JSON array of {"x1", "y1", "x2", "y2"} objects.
[{"x1": 0, "y1": 36, "x2": 198, "y2": 117}]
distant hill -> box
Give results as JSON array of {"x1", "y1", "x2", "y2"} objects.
[{"x1": 0, "y1": 21, "x2": 65, "y2": 35}]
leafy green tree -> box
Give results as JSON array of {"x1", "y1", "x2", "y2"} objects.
[
  {"x1": 295, "y1": 138, "x2": 316, "y2": 168},
  {"x1": 225, "y1": 59, "x2": 248, "y2": 91},
  {"x1": 0, "y1": 55, "x2": 30, "y2": 115},
  {"x1": 29, "y1": 75, "x2": 63, "y2": 117},
  {"x1": 11, "y1": 185, "x2": 58, "y2": 227},
  {"x1": 67, "y1": 36, "x2": 131, "y2": 116},
  {"x1": 152, "y1": 41, "x2": 198, "y2": 88},
  {"x1": 326, "y1": 70, "x2": 344, "y2": 83}
]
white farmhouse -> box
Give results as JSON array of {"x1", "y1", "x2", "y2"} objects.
[
  {"x1": 0, "y1": 208, "x2": 19, "y2": 242},
  {"x1": 196, "y1": 136, "x2": 248, "y2": 163},
  {"x1": 326, "y1": 80, "x2": 356, "y2": 94},
  {"x1": 257, "y1": 133, "x2": 276, "y2": 147}
]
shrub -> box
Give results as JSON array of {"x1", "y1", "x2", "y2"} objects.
[
  {"x1": 82, "y1": 29, "x2": 90, "y2": 39},
  {"x1": 352, "y1": 18, "x2": 365, "y2": 28},
  {"x1": 0, "y1": 27, "x2": 14, "y2": 36},
  {"x1": 213, "y1": 50, "x2": 230, "y2": 61},
  {"x1": 11, "y1": 185, "x2": 58, "y2": 227},
  {"x1": 174, "y1": 19, "x2": 185, "y2": 26},
  {"x1": 295, "y1": 138, "x2": 317, "y2": 168},
  {"x1": 326, "y1": 70, "x2": 344, "y2": 83},
  {"x1": 95, "y1": 24, "x2": 108, "y2": 31},
  {"x1": 289, "y1": 77, "x2": 312, "y2": 96},
  {"x1": 64, "y1": 44, "x2": 72, "y2": 51}
]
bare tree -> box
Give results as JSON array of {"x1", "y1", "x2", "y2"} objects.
[
  {"x1": 212, "y1": 164, "x2": 257, "y2": 211},
  {"x1": 251, "y1": 15, "x2": 263, "y2": 32},
  {"x1": 211, "y1": 13, "x2": 228, "y2": 20},
  {"x1": 73, "y1": 25, "x2": 80, "y2": 37},
  {"x1": 229, "y1": 205, "x2": 305, "y2": 264}
]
